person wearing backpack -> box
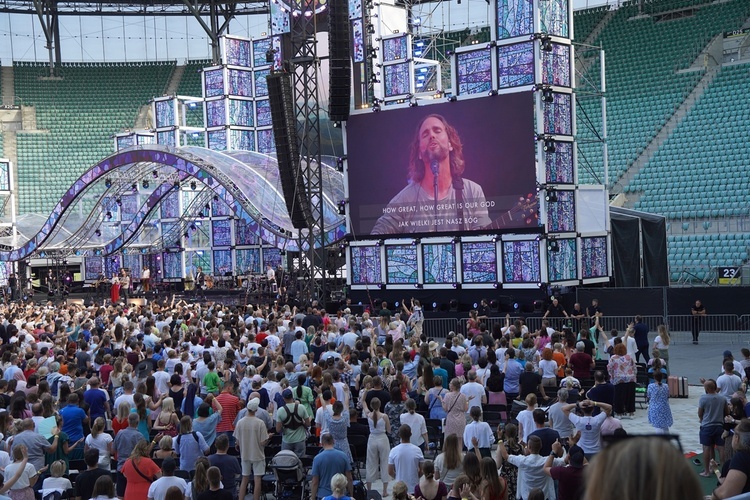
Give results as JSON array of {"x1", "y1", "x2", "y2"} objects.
[
  {"x1": 275, "y1": 388, "x2": 310, "y2": 457},
  {"x1": 175, "y1": 415, "x2": 210, "y2": 472}
]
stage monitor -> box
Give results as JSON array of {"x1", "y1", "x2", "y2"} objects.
[{"x1": 346, "y1": 95, "x2": 537, "y2": 237}]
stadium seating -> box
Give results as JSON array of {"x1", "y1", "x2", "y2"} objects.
[
  {"x1": 572, "y1": 5, "x2": 610, "y2": 43},
  {"x1": 667, "y1": 233, "x2": 750, "y2": 282},
  {"x1": 629, "y1": 62, "x2": 750, "y2": 219},
  {"x1": 577, "y1": 0, "x2": 750, "y2": 186},
  {"x1": 13, "y1": 61, "x2": 175, "y2": 215}
]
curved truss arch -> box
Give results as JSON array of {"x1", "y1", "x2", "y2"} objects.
[{"x1": 2, "y1": 145, "x2": 347, "y2": 261}]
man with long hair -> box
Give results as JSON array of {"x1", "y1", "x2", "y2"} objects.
[{"x1": 371, "y1": 114, "x2": 491, "y2": 234}]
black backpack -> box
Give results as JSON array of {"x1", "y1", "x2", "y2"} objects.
[{"x1": 281, "y1": 402, "x2": 304, "y2": 430}]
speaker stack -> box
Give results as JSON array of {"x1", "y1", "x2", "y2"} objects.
[{"x1": 328, "y1": 0, "x2": 351, "y2": 122}]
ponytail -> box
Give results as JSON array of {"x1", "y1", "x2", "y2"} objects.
[{"x1": 370, "y1": 397, "x2": 381, "y2": 427}]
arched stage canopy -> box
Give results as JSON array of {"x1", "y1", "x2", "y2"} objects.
[{"x1": 0, "y1": 145, "x2": 347, "y2": 260}]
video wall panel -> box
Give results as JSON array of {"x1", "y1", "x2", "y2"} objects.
[
  {"x1": 548, "y1": 237, "x2": 577, "y2": 282},
  {"x1": 351, "y1": 246, "x2": 383, "y2": 285},
  {"x1": 502, "y1": 240, "x2": 541, "y2": 284},
  {"x1": 461, "y1": 242, "x2": 498, "y2": 283},
  {"x1": 422, "y1": 243, "x2": 457, "y2": 284},
  {"x1": 346, "y1": 96, "x2": 536, "y2": 237},
  {"x1": 581, "y1": 236, "x2": 608, "y2": 278},
  {"x1": 386, "y1": 245, "x2": 419, "y2": 284}
]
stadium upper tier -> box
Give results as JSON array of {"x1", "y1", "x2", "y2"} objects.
[
  {"x1": 13, "y1": 61, "x2": 175, "y2": 215},
  {"x1": 628, "y1": 62, "x2": 750, "y2": 219}
]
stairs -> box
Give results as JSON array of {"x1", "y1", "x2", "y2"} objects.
[
  {"x1": 166, "y1": 64, "x2": 186, "y2": 96},
  {"x1": 1, "y1": 66, "x2": 15, "y2": 107},
  {"x1": 612, "y1": 65, "x2": 720, "y2": 201}
]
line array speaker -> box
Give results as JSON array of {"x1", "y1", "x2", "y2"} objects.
[{"x1": 328, "y1": 0, "x2": 351, "y2": 122}]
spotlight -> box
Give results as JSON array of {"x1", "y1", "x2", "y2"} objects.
[
  {"x1": 204, "y1": 203, "x2": 211, "y2": 211},
  {"x1": 447, "y1": 95, "x2": 457, "y2": 102},
  {"x1": 541, "y1": 35, "x2": 553, "y2": 51},
  {"x1": 95, "y1": 229, "x2": 101, "y2": 237},
  {"x1": 336, "y1": 157, "x2": 346, "y2": 172},
  {"x1": 542, "y1": 88, "x2": 554, "y2": 103},
  {"x1": 213, "y1": 195, "x2": 219, "y2": 202},
  {"x1": 376, "y1": 240, "x2": 384, "y2": 246},
  {"x1": 372, "y1": 103, "x2": 381, "y2": 113},
  {"x1": 105, "y1": 211, "x2": 112, "y2": 219},
  {"x1": 544, "y1": 139, "x2": 556, "y2": 153},
  {"x1": 104, "y1": 178, "x2": 112, "y2": 188},
  {"x1": 368, "y1": 47, "x2": 378, "y2": 59},
  {"x1": 545, "y1": 189, "x2": 558, "y2": 202},
  {"x1": 488, "y1": 90, "x2": 498, "y2": 96},
  {"x1": 548, "y1": 240, "x2": 559, "y2": 252},
  {"x1": 414, "y1": 283, "x2": 423, "y2": 289},
  {"x1": 190, "y1": 224, "x2": 197, "y2": 232},
  {"x1": 115, "y1": 198, "x2": 122, "y2": 206},
  {"x1": 412, "y1": 238, "x2": 420, "y2": 245},
  {"x1": 190, "y1": 181, "x2": 197, "y2": 190},
  {"x1": 173, "y1": 181, "x2": 180, "y2": 189},
  {"x1": 131, "y1": 183, "x2": 137, "y2": 191},
  {"x1": 452, "y1": 236, "x2": 461, "y2": 244},
  {"x1": 142, "y1": 179, "x2": 149, "y2": 189},
  {"x1": 409, "y1": 100, "x2": 418, "y2": 107},
  {"x1": 337, "y1": 200, "x2": 347, "y2": 215},
  {"x1": 152, "y1": 170, "x2": 158, "y2": 178},
  {"x1": 366, "y1": 24, "x2": 375, "y2": 34},
  {"x1": 184, "y1": 231, "x2": 189, "y2": 238}
]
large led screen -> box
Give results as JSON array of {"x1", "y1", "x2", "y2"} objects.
[{"x1": 346, "y1": 96, "x2": 536, "y2": 237}]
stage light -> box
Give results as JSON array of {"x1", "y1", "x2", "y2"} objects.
[
  {"x1": 541, "y1": 35, "x2": 553, "y2": 51},
  {"x1": 131, "y1": 183, "x2": 137, "y2": 191},
  {"x1": 336, "y1": 157, "x2": 345, "y2": 172},
  {"x1": 366, "y1": 24, "x2": 375, "y2": 34},
  {"x1": 542, "y1": 88, "x2": 554, "y2": 103},
  {"x1": 173, "y1": 181, "x2": 180, "y2": 189},
  {"x1": 104, "y1": 178, "x2": 112, "y2": 188},
  {"x1": 204, "y1": 203, "x2": 211, "y2": 211},
  {"x1": 95, "y1": 229, "x2": 101, "y2": 237},
  {"x1": 545, "y1": 189, "x2": 558, "y2": 202},
  {"x1": 493, "y1": 283, "x2": 499, "y2": 289},
  {"x1": 488, "y1": 90, "x2": 498, "y2": 96},
  {"x1": 190, "y1": 181, "x2": 197, "y2": 190},
  {"x1": 152, "y1": 170, "x2": 158, "y2": 178},
  {"x1": 414, "y1": 283, "x2": 423, "y2": 289},
  {"x1": 409, "y1": 100, "x2": 418, "y2": 107},
  {"x1": 190, "y1": 224, "x2": 197, "y2": 232},
  {"x1": 412, "y1": 238, "x2": 420, "y2": 245},
  {"x1": 184, "y1": 231, "x2": 190, "y2": 238},
  {"x1": 372, "y1": 103, "x2": 381, "y2": 113},
  {"x1": 544, "y1": 139, "x2": 556, "y2": 153},
  {"x1": 368, "y1": 48, "x2": 378, "y2": 59},
  {"x1": 548, "y1": 240, "x2": 559, "y2": 252},
  {"x1": 142, "y1": 179, "x2": 149, "y2": 189},
  {"x1": 376, "y1": 240, "x2": 384, "y2": 246},
  {"x1": 337, "y1": 200, "x2": 347, "y2": 215},
  {"x1": 115, "y1": 198, "x2": 122, "y2": 206},
  {"x1": 105, "y1": 211, "x2": 112, "y2": 219},
  {"x1": 213, "y1": 195, "x2": 219, "y2": 202},
  {"x1": 452, "y1": 236, "x2": 461, "y2": 244},
  {"x1": 447, "y1": 95, "x2": 457, "y2": 102}
]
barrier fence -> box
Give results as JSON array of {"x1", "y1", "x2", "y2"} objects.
[{"x1": 421, "y1": 314, "x2": 750, "y2": 344}]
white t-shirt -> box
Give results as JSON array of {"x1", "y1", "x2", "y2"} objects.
[
  {"x1": 388, "y1": 443, "x2": 424, "y2": 493},
  {"x1": 5, "y1": 462, "x2": 36, "y2": 489},
  {"x1": 153, "y1": 371, "x2": 171, "y2": 396},
  {"x1": 569, "y1": 412, "x2": 608, "y2": 454},
  {"x1": 516, "y1": 409, "x2": 536, "y2": 443},
  {"x1": 653, "y1": 336, "x2": 669, "y2": 350},
  {"x1": 114, "y1": 393, "x2": 136, "y2": 410},
  {"x1": 459, "y1": 382, "x2": 486, "y2": 413},
  {"x1": 85, "y1": 432, "x2": 114, "y2": 470},
  {"x1": 463, "y1": 420, "x2": 494, "y2": 450},
  {"x1": 539, "y1": 359, "x2": 558, "y2": 379},
  {"x1": 315, "y1": 405, "x2": 334, "y2": 436},
  {"x1": 41, "y1": 476, "x2": 73, "y2": 497},
  {"x1": 507, "y1": 454, "x2": 560, "y2": 500},
  {"x1": 399, "y1": 412, "x2": 427, "y2": 446},
  {"x1": 147, "y1": 475, "x2": 191, "y2": 500}
]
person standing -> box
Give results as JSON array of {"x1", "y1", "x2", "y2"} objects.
[
  {"x1": 364, "y1": 397, "x2": 392, "y2": 496},
  {"x1": 698, "y1": 379, "x2": 729, "y2": 477},
  {"x1": 498, "y1": 435, "x2": 559, "y2": 500},
  {"x1": 607, "y1": 344, "x2": 636, "y2": 418},
  {"x1": 692, "y1": 300, "x2": 707, "y2": 344},
  {"x1": 276, "y1": 388, "x2": 311, "y2": 457},
  {"x1": 388, "y1": 426, "x2": 424, "y2": 494},
  {"x1": 560, "y1": 400, "x2": 612, "y2": 460},
  {"x1": 120, "y1": 269, "x2": 130, "y2": 305},
  {"x1": 652, "y1": 325, "x2": 671, "y2": 375},
  {"x1": 147, "y1": 457, "x2": 189, "y2": 500},
  {"x1": 141, "y1": 266, "x2": 150, "y2": 293},
  {"x1": 311, "y1": 433, "x2": 353, "y2": 500},
  {"x1": 631, "y1": 316, "x2": 650, "y2": 364},
  {"x1": 441, "y1": 379, "x2": 468, "y2": 441},
  {"x1": 543, "y1": 441, "x2": 586, "y2": 500},
  {"x1": 646, "y1": 372, "x2": 673, "y2": 434},
  {"x1": 234, "y1": 398, "x2": 270, "y2": 500}
]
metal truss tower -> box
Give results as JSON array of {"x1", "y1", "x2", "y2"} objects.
[{"x1": 290, "y1": 2, "x2": 326, "y2": 306}]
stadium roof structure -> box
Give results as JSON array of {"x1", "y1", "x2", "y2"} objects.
[{"x1": 0, "y1": 145, "x2": 346, "y2": 260}]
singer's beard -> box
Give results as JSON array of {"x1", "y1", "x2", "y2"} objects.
[{"x1": 424, "y1": 145, "x2": 450, "y2": 166}]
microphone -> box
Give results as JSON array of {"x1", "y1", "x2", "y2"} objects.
[{"x1": 430, "y1": 160, "x2": 439, "y2": 176}]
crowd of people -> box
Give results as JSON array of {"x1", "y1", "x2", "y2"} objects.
[{"x1": 0, "y1": 294, "x2": 735, "y2": 500}]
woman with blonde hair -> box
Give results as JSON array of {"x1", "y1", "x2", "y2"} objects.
[
  {"x1": 322, "y1": 473, "x2": 351, "y2": 500},
  {"x1": 84, "y1": 417, "x2": 113, "y2": 470},
  {"x1": 40, "y1": 460, "x2": 72, "y2": 498},
  {"x1": 152, "y1": 396, "x2": 180, "y2": 436},
  {"x1": 121, "y1": 441, "x2": 161, "y2": 500},
  {"x1": 607, "y1": 343, "x2": 636, "y2": 418},
  {"x1": 653, "y1": 324, "x2": 671, "y2": 375},
  {"x1": 112, "y1": 401, "x2": 131, "y2": 435},
  {"x1": 538, "y1": 348, "x2": 558, "y2": 391},
  {"x1": 391, "y1": 481, "x2": 412, "y2": 500},
  {"x1": 153, "y1": 435, "x2": 178, "y2": 459},
  {"x1": 415, "y1": 460, "x2": 448, "y2": 500},
  {"x1": 364, "y1": 397, "x2": 391, "y2": 497},
  {"x1": 583, "y1": 436, "x2": 701, "y2": 500},
  {"x1": 434, "y1": 433, "x2": 463, "y2": 490}
]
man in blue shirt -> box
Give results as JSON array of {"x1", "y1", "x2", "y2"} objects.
[
  {"x1": 431, "y1": 357, "x2": 448, "y2": 389},
  {"x1": 503, "y1": 348, "x2": 524, "y2": 402},
  {"x1": 83, "y1": 377, "x2": 110, "y2": 422},
  {"x1": 310, "y1": 433, "x2": 352, "y2": 499},
  {"x1": 59, "y1": 393, "x2": 88, "y2": 445}
]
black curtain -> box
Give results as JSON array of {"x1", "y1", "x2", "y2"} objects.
[
  {"x1": 641, "y1": 217, "x2": 669, "y2": 286},
  {"x1": 611, "y1": 215, "x2": 641, "y2": 287}
]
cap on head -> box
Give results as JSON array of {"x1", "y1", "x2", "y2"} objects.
[
  {"x1": 247, "y1": 398, "x2": 260, "y2": 411},
  {"x1": 282, "y1": 388, "x2": 293, "y2": 400}
]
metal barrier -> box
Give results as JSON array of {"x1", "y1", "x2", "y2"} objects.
[
  {"x1": 667, "y1": 314, "x2": 742, "y2": 332},
  {"x1": 421, "y1": 318, "x2": 461, "y2": 339}
]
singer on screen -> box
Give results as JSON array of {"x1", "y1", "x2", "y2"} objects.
[{"x1": 371, "y1": 114, "x2": 492, "y2": 235}]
